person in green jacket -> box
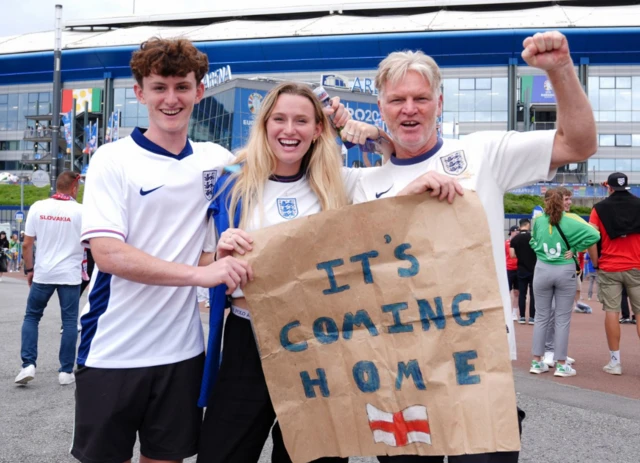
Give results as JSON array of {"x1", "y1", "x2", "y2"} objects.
[{"x1": 529, "y1": 188, "x2": 600, "y2": 377}]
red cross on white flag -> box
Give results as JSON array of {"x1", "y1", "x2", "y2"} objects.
[{"x1": 366, "y1": 403, "x2": 432, "y2": 447}]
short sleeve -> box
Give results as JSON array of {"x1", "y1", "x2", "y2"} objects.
[
  {"x1": 203, "y1": 216, "x2": 218, "y2": 253},
  {"x1": 480, "y1": 130, "x2": 557, "y2": 192},
  {"x1": 342, "y1": 167, "x2": 381, "y2": 203},
  {"x1": 24, "y1": 202, "x2": 39, "y2": 238},
  {"x1": 340, "y1": 167, "x2": 364, "y2": 203},
  {"x1": 80, "y1": 150, "x2": 128, "y2": 244}
]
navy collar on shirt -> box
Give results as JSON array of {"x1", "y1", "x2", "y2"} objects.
[
  {"x1": 269, "y1": 169, "x2": 305, "y2": 183},
  {"x1": 131, "y1": 127, "x2": 193, "y2": 160},
  {"x1": 390, "y1": 138, "x2": 444, "y2": 166}
]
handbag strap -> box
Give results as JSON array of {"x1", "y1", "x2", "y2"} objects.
[{"x1": 556, "y1": 223, "x2": 580, "y2": 268}]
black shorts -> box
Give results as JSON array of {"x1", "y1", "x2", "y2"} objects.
[
  {"x1": 71, "y1": 353, "x2": 204, "y2": 463},
  {"x1": 198, "y1": 313, "x2": 345, "y2": 463},
  {"x1": 507, "y1": 270, "x2": 518, "y2": 291}
]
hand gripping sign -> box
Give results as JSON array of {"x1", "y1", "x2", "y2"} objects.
[{"x1": 242, "y1": 192, "x2": 519, "y2": 462}]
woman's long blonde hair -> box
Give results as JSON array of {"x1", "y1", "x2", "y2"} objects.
[{"x1": 224, "y1": 82, "x2": 347, "y2": 228}]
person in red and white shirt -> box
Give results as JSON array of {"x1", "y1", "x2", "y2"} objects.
[{"x1": 14, "y1": 171, "x2": 84, "y2": 387}]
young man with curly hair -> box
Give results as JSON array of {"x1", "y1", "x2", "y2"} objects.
[{"x1": 71, "y1": 38, "x2": 252, "y2": 463}]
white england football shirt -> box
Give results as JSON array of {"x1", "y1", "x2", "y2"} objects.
[
  {"x1": 204, "y1": 167, "x2": 369, "y2": 298},
  {"x1": 353, "y1": 130, "x2": 558, "y2": 360},
  {"x1": 25, "y1": 197, "x2": 83, "y2": 285},
  {"x1": 79, "y1": 128, "x2": 235, "y2": 368}
]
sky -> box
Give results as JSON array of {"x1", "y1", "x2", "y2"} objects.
[
  {"x1": 0, "y1": 0, "x2": 134, "y2": 35},
  {"x1": 0, "y1": 0, "x2": 444, "y2": 36}
]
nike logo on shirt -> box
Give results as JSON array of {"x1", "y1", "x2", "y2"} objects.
[
  {"x1": 375, "y1": 185, "x2": 393, "y2": 199},
  {"x1": 140, "y1": 186, "x2": 164, "y2": 196}
]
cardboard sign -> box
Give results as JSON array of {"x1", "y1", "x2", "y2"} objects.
[{"x1": 243, "y1": 192, "x2": 519, "y2": 462}]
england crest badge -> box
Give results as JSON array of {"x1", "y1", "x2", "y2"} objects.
[
  {"x1": 277, "y1": 198, "x2": 298, "y2": 219},
  {"x1": 202, "y1": 169, "x2": 218, "y2": 201},
  {"x1": 440, "y1": 150, "x2": 467, "y2": 176}
]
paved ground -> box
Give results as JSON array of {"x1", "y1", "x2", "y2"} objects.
[
  {"x1": 511, "y1": 279, "x2": 640, "y2": 400},
  {"x1": 1, "y1": 275, "x2": 638, "y2": 463}
]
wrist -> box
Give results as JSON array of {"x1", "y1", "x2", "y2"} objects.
[
  {"x1": 546, "y1": 59, "x2": 575, "y2": 80},
  {"x1": 24, "y1": 267, "x2": 33, "y2": 275}
]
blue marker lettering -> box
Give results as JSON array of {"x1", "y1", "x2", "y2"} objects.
[
  {"x1": 317, "y1": 259, "x2": 350, "y2": 295},
  {"x1": 350, "y1": 251, "x2": 379, "y2": 285},
  {"x1": 382, "y1": 302, "x2": 414, "y2": 334},
  {"x1": 395, "y1": 243, "x2": 420, "y2": 278},
  {"x1": 280, "y1": 321, "x2": 307, "y2": 352},
  {"x1": 342, "y1": 310, "x2": 379, "y2": 340},
  {"x1": 300, "y1": 369, "x2": 330, "y2": 398},
  {"x1": 452, "y1": 293, "x2": 483, "y2": 326},
  {"x1": 352, "y1": 361, "x2": 380, "y2": 393},
  {"x1": 396, "y1": 360, "x2": 426, "y2": 390},
  {"x1": 453, "y1": 350, "x2": 481, "y2": 385}
]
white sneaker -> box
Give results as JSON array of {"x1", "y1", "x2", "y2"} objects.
[
  {"x1": 15, "y1": 365, "x2": 36, "y2": 385},
  {"x1": 512, "y1": 309, "x2": 518, "y2": 321},
  {"x1": 543, "y1": 353, "x2": 574, "y2": 367},
  {"x1": 603, "y1": 362, "x2": 622, "y2": 375},
  {"x1": 543, "y1": 352, "x2": 555, "y2": 367},
  {"x1": 58, "y1": 372, "x2": 75, "y2": 385},
  {"x1": 554, "y1": 363, "x2": 577, "y2": 377},
  {"x1": 529, "y1": 360, "x2": 549, "y2": 374}
]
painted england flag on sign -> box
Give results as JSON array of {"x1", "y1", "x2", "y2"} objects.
[{"x1": 366, "y1": 404, "x2": 431, "y2": 447}]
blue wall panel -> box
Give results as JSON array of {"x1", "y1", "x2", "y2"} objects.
[{"x1": 3, "y1": 27, "x2": 640, "y2": 85}]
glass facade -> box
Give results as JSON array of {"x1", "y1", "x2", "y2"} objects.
[
  {"x1": 0, "y1": 92, "x2": 52, "y2": 131},
  {"x1": 442, "y1": 77, "x2": 508, "y2": 123},
  {"x1": 588, "y1": 76, "x2": 638, "y2": 122},
  {"x1": 190, "y1": 83, "x2": 384, "y2": 167},
  {"x1": 189, "y1": 89, "x2": 235, "y2": 150},
  {"x1": 114, "y1": 88, "x2": 148, "y2": 128}
]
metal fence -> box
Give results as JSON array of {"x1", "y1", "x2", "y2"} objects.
[{"x1": 504, "y1": 213, "x2": 590, "y2": 238}]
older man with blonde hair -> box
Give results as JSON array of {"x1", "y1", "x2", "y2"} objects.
[{"x1": 354, "y1": 31, "x2": 598, "y2": 462}]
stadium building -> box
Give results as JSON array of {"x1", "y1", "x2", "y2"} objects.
[{"x1": 2, "y1": 0, "x2": 640, "y2": 190}]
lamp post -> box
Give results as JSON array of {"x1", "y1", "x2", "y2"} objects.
[{"x1": 50, "y1": 4, "x2": 63, "y2": 193}]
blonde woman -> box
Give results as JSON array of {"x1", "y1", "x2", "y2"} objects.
[
  {"x1": 195, "y1": 82, "x2": 376, "y2": 463},
  {"x1": 196, "y1": 82, "x2": 459, "y2": 463}
]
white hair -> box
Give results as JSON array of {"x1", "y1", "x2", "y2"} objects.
[{"x1": 375, "y1": 50, "x2": 442, "y2": 98}]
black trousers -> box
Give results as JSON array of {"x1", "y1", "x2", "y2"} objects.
[
  {"x1": 517, "y1": 271, "x2": 535, "y2": 319},
  {"x1": 376, "y1": 408, "x2": 523, "y2": 462},
  {"x1": 197, "y1": 313, "x2": 346, "y2": 463},
  {"x1": 620, "y1": 286, "x2": 630, "y2": 319}
]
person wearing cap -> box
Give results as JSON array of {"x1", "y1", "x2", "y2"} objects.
[
  {"x1": 506, "y1": 225, "x2": 520, "y2": 321},
  {"x1": 589, "y1": 172, "x2": 640, "y2": 375}
]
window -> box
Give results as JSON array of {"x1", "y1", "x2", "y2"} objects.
[
  {"x1": 114, "y1": 88, "x2": 147, "y2": 128},
  {"x1": 616, "y1": 159, "x2": 631, "y2": 171},
  {"x1": 600, "y1": 77, "x2": 615, "y2": 89},
  {"x1": 459, "y1": 79, "x2": 475, "y2": 90},
  {"x1": 0, "y1": 160, "x2": 19, "y2": 170},
  {"x1": 599, "y1": 159, "x2": 615, "y2": 171},
  {"x1": 632, "y1": 158, "x2": 640, "y2": 172},
  {"x1": 599, "y1": 135, "x2": 615, "y2": 147},
  {"x1": 442, "y1": 77, "x2": 506, "y2": 125},
  {"x1": 0, "y1": 91, "x2": 52, "y2": 132},
  {"x1": 616, "y1": 134, "x2": 632, "y2": 146}
]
